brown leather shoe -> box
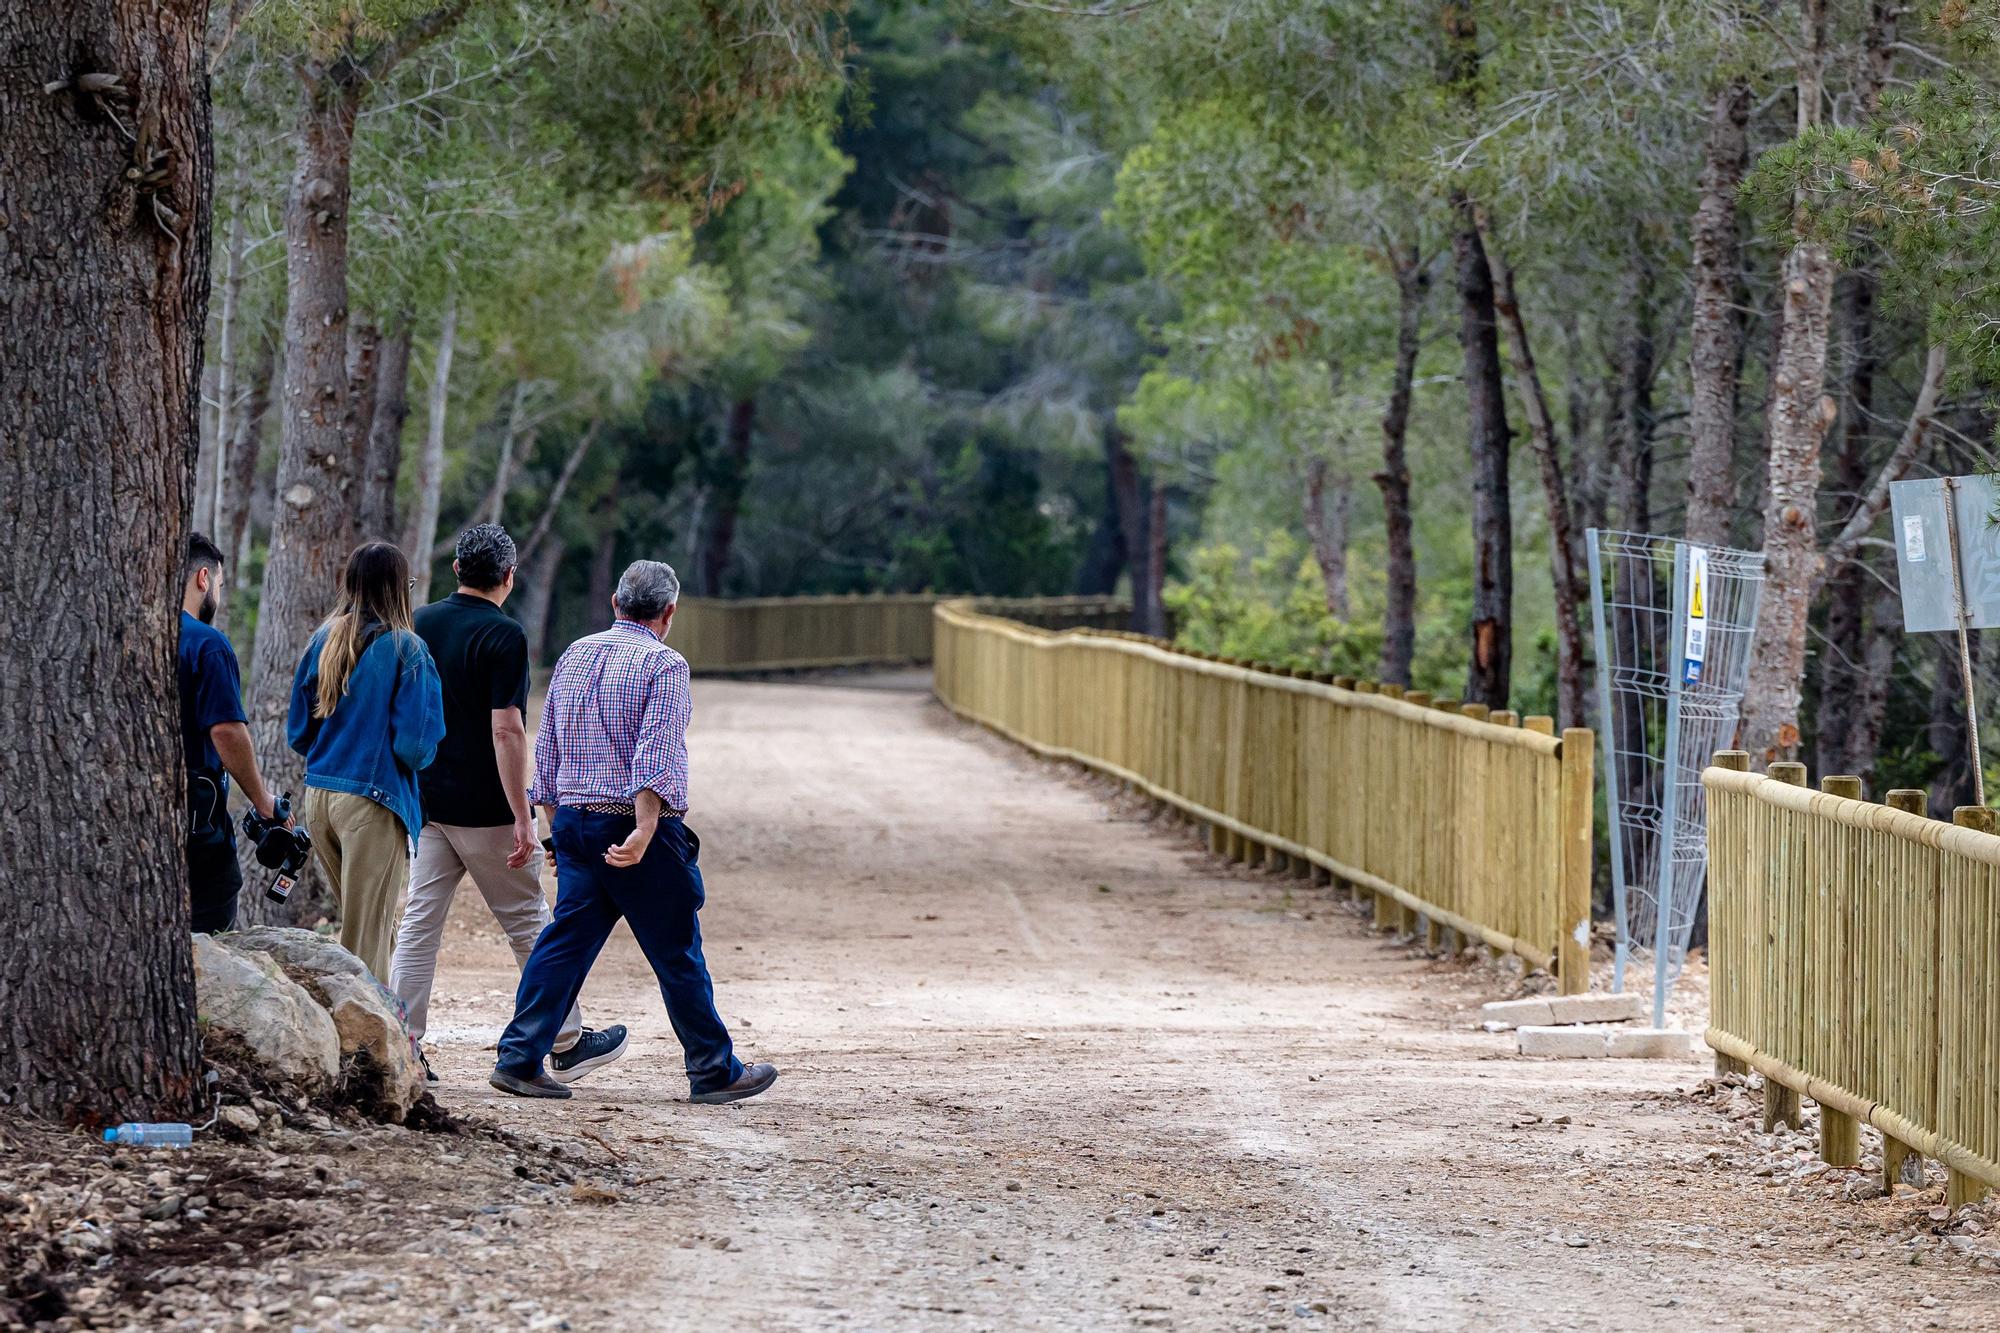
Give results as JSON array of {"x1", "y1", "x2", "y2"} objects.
[{"x1": 690, "y1": 1061, "x2": 778, "y2": 1105}]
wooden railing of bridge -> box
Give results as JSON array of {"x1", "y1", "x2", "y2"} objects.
[
  {"x1": 932, "y1": 599, "x2": 1596, "y2": 993},
  {"x1": 671, "y1": 594, "x2": 1128, "y2": 674},
  {"x1": 1706, "y1": 752, "x2": 2000, "y2": 1204}
]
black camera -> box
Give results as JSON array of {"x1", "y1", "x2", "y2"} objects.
[{"x1": 243, "y1": 794, "x2": 312, "y2": 904}]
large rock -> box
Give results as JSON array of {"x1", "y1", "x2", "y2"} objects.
[
  {"x1": 226, "y1": 927, "x2": 426, "y2": 1121},
  {"x1": 192, "y1": 933, "x2": 340, "y2": 1094}
]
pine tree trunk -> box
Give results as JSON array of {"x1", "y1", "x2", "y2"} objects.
[
  {"x1": 1740, "y1": 0, "x2": 1836, "y2": 765},
  {"x1": 588, "y1": 519, "x2": 619, "y2": 626},
  {"x1": 1452, "y1": 193, "x2": 1514, "y2": 708},
  {"x1": 344, "y1": 321, "x2": 381, "y2": 546},
  {"x1": 1076, "y1": 420, "x2": 1132, "y2": 596},
  {"x1": 1813, "y1": 275, "x2": 1878, "y2": 779},
  {"x1": 520, "y1": 536, "x2": 565, "y2": 665},
  {"x1": 480, "y1": 379, "x2": 532, "y2": 527},
  {"x1": 1376, "y1": 252, "x2": 1425, "y2": 687},
  {"x1": 1487, "y1": 239, "x2": 1589, "y2": 728},
  {"x1": 696, "y1": 397, "x2": 756, "y2": 597},
  {"x1": 216, "y1": 336, "x2": 275, "y2": 637},
  {"x1": 1302, "y1": 457, "x2": 1352, "y2": 620},
  {"x1": 198, "y1": 208, "x2": 248, "y2": 538},
  {"x1": 405, "y1": 295, "x2": 457, "y2": 603},
  {"x1": 0, "y1": 0, "x2": 210, "y2": 1122},
  {"x1": 243, "y1": 80, "x2": 367, "y2": 923},
  {"x1": 358, "y1": 323, "x2": 412, "y2": 541},
  {"x1": 1107, "y1": 426, "x2": 1155, "y2": 635},
  {"x1": 1141, "y1": 484, "x2": 1169, "y2": 638},
  {"x1": 520, "y1": 423, "x2": 600, "y2": 568},
  {"x1": 1683, "y1": 78, "x2": 1751, "y2": 548}
]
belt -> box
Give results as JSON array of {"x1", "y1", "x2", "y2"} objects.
[{"x1": 566, "y1": 801, "x2": 685, "y2": 819}]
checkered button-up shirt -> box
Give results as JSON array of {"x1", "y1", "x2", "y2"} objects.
[{"x1": 531, "y1": 619, "x2": 691, "y2": 813}]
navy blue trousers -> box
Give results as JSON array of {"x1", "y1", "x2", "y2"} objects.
[{"x1": 497, "y1": 810, "x2": 742, "y2": 1095}]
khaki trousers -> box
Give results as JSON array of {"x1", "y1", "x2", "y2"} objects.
[
  {"x1": 301, "y1": 787, "x2": 409, "y2": 983},
  {"x1": 389, "y1": 822, "x2": 581, "y2": 1051}
]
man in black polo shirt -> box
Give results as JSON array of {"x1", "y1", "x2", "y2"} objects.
[
  {"x1": 179, "y1": 533, "x2": 284, "y2": 932},
  {"x1": 388, "y1": 523, "x2": 626, "y2": 1084}
]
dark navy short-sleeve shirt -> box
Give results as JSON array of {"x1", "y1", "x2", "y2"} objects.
[{"x1": 178, "y1": 610, "x2": 248, "y2": 844}]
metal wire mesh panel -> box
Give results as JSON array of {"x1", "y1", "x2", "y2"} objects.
[{"x1": 1586, "y1": 530, "x2": 1764, "y2": 1022}]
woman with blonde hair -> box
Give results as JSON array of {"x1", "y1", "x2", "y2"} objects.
[{"x1": 287, "y1": 542, "x2": 446, "y2": 978}]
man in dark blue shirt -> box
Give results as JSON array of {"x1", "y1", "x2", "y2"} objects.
[{"x1": 179, "y1": 534, "x2": 281, "y2": 933}]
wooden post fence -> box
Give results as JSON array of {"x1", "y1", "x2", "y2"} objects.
[
  {"x1": 1706, "y1": 753, "x2": 2000, "y2": 1202},
  {"x1": 932, "y1": 599, "x2": 1596, "y2": 993}
]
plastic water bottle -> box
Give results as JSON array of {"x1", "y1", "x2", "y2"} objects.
[{"x1": 102, "y1": 1123, "x2": 193, "y2": 1148}]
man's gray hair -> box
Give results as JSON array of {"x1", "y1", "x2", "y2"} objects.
[{"x1": 614, "y1": 559, "x2": 681, "y2": 621}]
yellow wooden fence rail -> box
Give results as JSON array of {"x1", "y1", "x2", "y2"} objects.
[
  {"x1": 932, "y1": 599, "x2": 1595, "y2": 992},
  {"x1": 671, "y1": 594, "x2": 1128, "y2": 674},
  {"x1": 1705, "y1": 753, "x2": 2000, "y2": 1204}
]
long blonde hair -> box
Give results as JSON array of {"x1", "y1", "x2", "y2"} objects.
[{"x1": 315, "y1": 542, "x2": 415, "y2": 718}]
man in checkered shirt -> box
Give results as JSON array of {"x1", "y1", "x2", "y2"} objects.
[{"x1": 490, "y1": 559, "x2": 778, "y2": 1104}]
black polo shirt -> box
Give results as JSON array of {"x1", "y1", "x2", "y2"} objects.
[{"x1": 414, "y1": 592, "x2": 530, "y2": 828}]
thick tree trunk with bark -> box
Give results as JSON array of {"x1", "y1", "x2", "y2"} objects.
[
  {"x1": 1452, "y1": 193, "x2": 1514, "y2": 708},
  {"x1": 247, "y1": 85, "x2": 363, "y2": 822},
  {"x1": 1376, "y1": 250, "x2": 1426, "y2": 687},
  {"x1": 405, "y1": 296, "x2": 457, "y2": 603},
  {"x1": 1301, "y1": 457, "x2": 1352, "y2": 621},
  {"x1": 358, "y1": 323, "x2": 411, "y2": 541},
  {"x1": 696, "y1": 397, "x2": 756, "y2": 597},
  {"x1": 1683, "y1": 79, "x2": 1751, "y2": 547},
  {"x1": 216, "y1": 337, "x2": 275, "y2": 636},
  {"x1": 1739, "y1": 242, "x2": 1836, "y2": 764},
  {"x1": 1741, "y1": 0, "x2": 1842, "y2": 766},
  {"x1": 0, "y1": 0, "x2": 210, "y2": 1121}
]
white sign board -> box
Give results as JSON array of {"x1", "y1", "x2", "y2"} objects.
[{"x1": 1890, "y1": 475, "x2": 2000, "y2": 633}]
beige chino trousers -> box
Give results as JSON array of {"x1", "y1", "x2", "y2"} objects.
[
  {"x1": 301, "y1": 787, "x2": 410, "y2": 984},
  {"x1": 389, "y1": 823, "x2": 582, "y2": 1052}
]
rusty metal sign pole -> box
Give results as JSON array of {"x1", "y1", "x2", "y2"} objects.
[{"x1": 1942, "y1": 475, "x2": 1986, "y2": 807}]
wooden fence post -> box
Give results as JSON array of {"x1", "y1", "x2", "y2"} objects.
[
  {"x1": 1711, "y1": 750, "x2": 1752, "y2": 1077},
  {"x1": 1947, "y1": 805, "x2": 1996, "y2": 1207},
  {"x1": 1815, "y1": 774, "x2": 1865, "y2": 1167},
  {"x1": 1558, "y1": 728, "x2": 1594, "y2": 996},
  {"x1": 1762, "y1": 760, "x2": 1809, "y2": 1133},
  {"x1": 1880, "y1": 787, "x2": 1928, "y2": 1189}
]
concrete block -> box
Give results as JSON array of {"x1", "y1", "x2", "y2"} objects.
[
  {"x1": 1516, "y1": 1026, "x2": 1609, "y2": 1058},
  {"x1": 1606, "y1": 1027, "x2": 1697, "y2": 1060},
  {"x1": 1545, "y1": 993, "x2": 1648, "y2": 1026},
  {"x1": 1479, "y1": 998, "x2": 1556, "y2": 1029}
]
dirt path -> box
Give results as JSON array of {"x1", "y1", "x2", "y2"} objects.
[{"x1": 401, "y1": 674, "x2": 1998, "y2": 1331}]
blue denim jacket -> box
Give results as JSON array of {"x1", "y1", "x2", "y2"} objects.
[{"x1": 287, "y1": 624, "x2": 446, "y2": 843}]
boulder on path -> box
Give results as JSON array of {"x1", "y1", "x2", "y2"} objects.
[
  {"x1": 192, "y1": 933, "x2": 340, "y2": 1095},
  {"x1": 226, "y1": 927, "x2": 426, "y2": 1122}
]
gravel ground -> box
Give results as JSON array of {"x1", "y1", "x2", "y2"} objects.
[{"x1": 6, "y1": 672, "x2": 1999, "y2": 1330}]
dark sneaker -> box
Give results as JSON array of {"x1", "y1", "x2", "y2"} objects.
[
  {"x1": 690, "y1": 1061, "x2": 778, "y2": 1105},
  {"x1": 419, "y1": 1050, "x2": 439, "y2": 1084},
  {"x1": 489, "y1": 1066, "x2": 573, "y2": 1100},
  {"x1": 550, "y1": 1025, "x2": 630, "y2": 1085}
]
